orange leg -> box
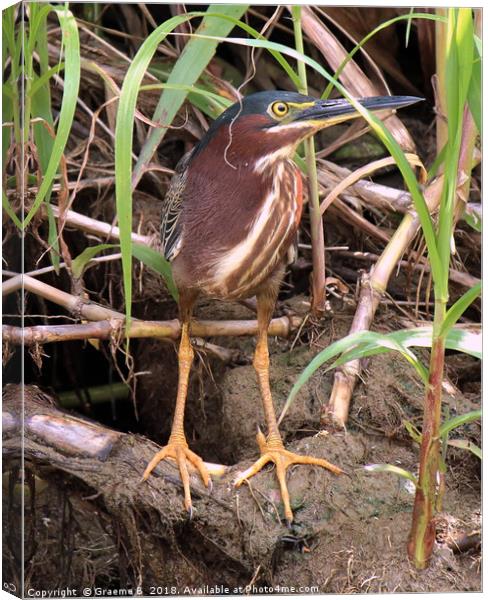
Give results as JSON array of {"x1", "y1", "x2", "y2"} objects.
[
  {"x1": 234, "y1": 290, "x2": 342, "y2": 523},
  {"x1": 143, "y1": 306, "x2": 210, "y2": 515}
]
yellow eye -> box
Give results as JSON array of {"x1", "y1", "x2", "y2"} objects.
[{"x1": 271, "y1": 101, "x2": 289, "y2": 118}]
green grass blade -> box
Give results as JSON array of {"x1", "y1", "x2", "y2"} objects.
[
  {"x1": 462, "y1": 203, "x2": 482, "y2": 232},
  {"x1": 132, "y1": 243, "x2": 179, "y2": 302},
  {"x1": 440, "y1": 282, "x2": 481, "y2": 336},
  {"x1": 26, "y1": 2, "x2": 53, "y2": 56},
  {"x1": 444, "y1": 328, "x2": 480, "y2": 358},
  {"x1": 279, "y1": 330, "x2": 427, "y2": 424},
  {"x1": 437, "y1": 9, "x2": 475, "y2": 288},
  {"x1": 2, "y1": 190, "x2": 22, "y2": 229},
  {"x1": 426, "y1": 143, "x2": 447, "y2": 180},
  {"x1": 404, "y1": 8, "x2": 415, "y2": 46},
  {"x1": 139, "y1": 81, "x2": 233, "y2": 118},
  {"x1": 321, "y1": 12, "x2": 444, "y2": 100},
  {"x1": 439, "y1": 409, "x2": 481, "y2": 437},
  {"x1": 353, "y1": 326, "x2": 481, "y2": 359},
  {"x1": 281, "y1": 322, "x2": 481, "y2": 424},
  {"x1": 3, "y1": 5, "x2": 22, "y2": 145},
  {"x1": 71, "y1": 244, "x2": 118, "y2": 279},
  {"x1": 2, "y1": 82, "x2": 13, "y2": 174},
  {"x1": 30, "y1": 8, "x2": 56, "y2": 175},
  {"x1": 132, "y1": 5, "x2": 249, "y2": 185},
  {"x1": 467, "y1": 44, "x2": 481, "y2": 132},
  {"x1": 332, "y1": 338, "x2": 429, "y2": 384},
  {"x1": 23, "y1": 5, "x2": 80, "y2": 228},
  {"x1": 30, "y1": 63, "x2": 65, "y2": 97}
]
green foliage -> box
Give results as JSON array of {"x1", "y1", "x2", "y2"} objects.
[
  {"x1": 364, "y1": 463, "x2": 418, "y2": 486},
  {"x1": 462, "y1": 203, "x2": 482, "y2": 232},
  {"x1": 279, "y1": 323, "x2": 480, "y2": 424},
  {"x1": 439, "y1": 409, "x2": 481, "y2": 438},
  {"x1": 22, "y1": 5, "x2": 81, "y2": 228},
  {"x1": 2, "y1": 2, "x2": 81, "y2": 269},
  {"x1": 132, "y1": 244, "x2": 179, "y2": 301},
  {"x1": 132, "y1": 4, "x2": 249, "y2": 184},
  {"x1": 71, "y1": 244, "x2": 118, "y2": 279},
  {"x1": 440, "y1": 282, "x2": 481, "y2": 336}
]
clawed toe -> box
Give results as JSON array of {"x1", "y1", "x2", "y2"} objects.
[
  {"x1": 235, "y1": 440, "x2": 342, "y2": 523},
  {"x1": 143, "y1": 439, "x2": 211, "y2": 516}
]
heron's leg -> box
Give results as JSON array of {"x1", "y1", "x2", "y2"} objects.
[
  {"x1": 235, "y1": 288, "x2": 342, "y2": 523},
  {"x1": 253, "y1": 287, "x2": 284, "y2": 449},
  {"x1": 143, "y1": 294, "x2": 210, "y2": 515}
]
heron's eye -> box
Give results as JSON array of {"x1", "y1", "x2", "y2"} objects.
[{"x1": 271, "y1": 101, "x2": 289, "y2": 118}]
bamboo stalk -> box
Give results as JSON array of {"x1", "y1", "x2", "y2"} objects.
[
  {"x1": 3, "y1": 315, "x2": 300, "y2": 345},
  {"x1": 4, "y1": 272, "x2": 300, "y2": 340}
]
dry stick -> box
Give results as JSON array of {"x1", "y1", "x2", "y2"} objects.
[
  {"x1": 3, "y1": 315, "x2": 300, "y2": 345},
  {"x1": 300, "y1": 5, "x2": 416, "y2": 152},
  {"x1": 333, "y1": 250, "x2": 479, "y2": 290},
  {"x1": 2, "y1": 252, "x2": 123, "y2": 284},
  {"x1": 48, "y1": 205, "x2": 151, "y2": 245},
  {"x1": 2, "y1": 323, "x2": 242, "y2": 364},
  {"x1": 328, "y1": 200, "x2": 392, "y2": 244},
  {"x1": 4, "y1": 176, "x2": 117, "y2": 196},
  {"x1": 4, "y1": 275, "x2": 300, "y2": 341},
  {"x1": 317, "y1": 160, "x2": 414, "y2": 213},
  {"x1": 319, "y1": 154, "x2": 426, "y2": 215},
  {"x1": 322, "y1": 176, "x2": 445, "y2": 428},
  {"x1": 318, "y1": 162, "x2": 479, "y2": 289}
]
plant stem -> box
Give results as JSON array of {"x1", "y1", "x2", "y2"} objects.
[
  {"x1": 291, "y1": 6, "x2": 326, "y2": 316},
  {"x1": 407, "y1": 299, "x2": 446, "y2": 568}
]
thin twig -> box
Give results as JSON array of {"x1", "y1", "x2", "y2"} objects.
[{"x1": 46, "y1": 205, "x2": 151, "y2": 245}]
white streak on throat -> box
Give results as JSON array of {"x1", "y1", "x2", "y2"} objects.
[{"x1": 253, "y1": 145, "x2": 295, "y2": 174}]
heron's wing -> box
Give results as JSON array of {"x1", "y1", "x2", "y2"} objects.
[{"x1": 160, "y1": 150, "x2": 192, "y2": 261}]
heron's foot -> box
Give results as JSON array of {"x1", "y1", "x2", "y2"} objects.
[
  {"x1": 142, "y1": 434, "x2": 211, "y2": 516},
  {"x1": 234, "y1": 430, "x2": 342, "y2": 524}
]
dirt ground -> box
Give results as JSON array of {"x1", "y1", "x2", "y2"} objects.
[{"x1": 3, "y1": 301, "x2": 481, "y2": 594}]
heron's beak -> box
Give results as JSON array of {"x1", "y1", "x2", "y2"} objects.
[{"x1": 292, "y1": 95, "x2": 423, "y2": 127}]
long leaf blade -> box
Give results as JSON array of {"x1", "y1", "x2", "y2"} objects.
[
  {"x1": 132, "y1": 4, "x2": 249, "y2": 184},
  {"x1": 132, "y1": 243, "x2": 179, "y2": 301},
  {"x1": 23, "y1": 5, "x2": 80, "y2": 227}
]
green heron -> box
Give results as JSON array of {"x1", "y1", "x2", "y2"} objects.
[{"x1": 143, "y1": 90, "x2": 421, "y2": 522}]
